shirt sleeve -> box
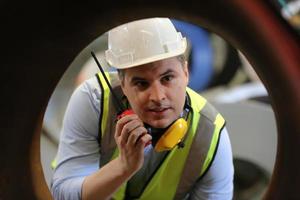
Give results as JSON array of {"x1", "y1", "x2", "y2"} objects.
[
  {"x1": 51, "y1": 77, "x2": 102, "y2": 200},
  {"x1": 188, "y1": 127, "x2": 234, "y2": 200}
]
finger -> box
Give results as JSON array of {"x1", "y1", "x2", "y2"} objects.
[
  {"x1": 136, "y1": 134, "x2": 152, "y2": 149},
  {"x1": 115, "y1": 114, "x2": 139, "y2": 138},
  {"x1": 127, "y1": 126, "x2": 148, "y2": 146},
  {"x1": 119, "y1": 119, "x2": 143, "y2": 144}
]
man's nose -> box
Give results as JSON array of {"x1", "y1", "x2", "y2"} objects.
[{"x1": 149, "y1": 82, "x2": 166, "y2": 102}]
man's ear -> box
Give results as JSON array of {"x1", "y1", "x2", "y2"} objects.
[
  {"x1": 118, "y1": 71, "x2": 125, "y2": 90},
  {"x1": 120, "y1": 79, "x2": 124, "y2": 89},
  {"x1": 184, "y1": 61, "x2": 189, "y2": 85},
  {"x1": 120, "y1": 81, "x2": 125, "y2": 95},
  {"x1": 120, "y1": 77, "x2": 127, "y2": 97}
]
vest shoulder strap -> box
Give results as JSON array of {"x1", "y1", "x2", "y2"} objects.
[
  {"x1": 96, "y1": 72, "x2": 120, "y2": 167},
  {"x1": 175, "y1": 89, "x2": 225, "y2": 199}
]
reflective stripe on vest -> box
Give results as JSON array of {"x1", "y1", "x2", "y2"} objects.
[
  {"x1": 96, "y1": 72, "x2": 120, "y2": 166},
  {"x1": 95, "y1": 72, "x2": 111, "y2": 140},
  {"x1": 96, "y1": 73, "x2": 225, "y2": 200},
  {"x1": 50, "y1": 72, "x2": 112, "y2": 170},
  {"x1": 174, "y1": 88, "x2": 225, "y2": 199}
]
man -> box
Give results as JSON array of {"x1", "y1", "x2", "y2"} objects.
[{"x1": 51, "y1": 18, "x2": 234, "y2": 200}]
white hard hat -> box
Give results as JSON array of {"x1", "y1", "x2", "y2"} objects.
[{"x1": 105, "y1": 18, "x2": 187, "y2": 69}]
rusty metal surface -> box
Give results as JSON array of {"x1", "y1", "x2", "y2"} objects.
[{"x1": 0, "y1": 1, "x2": 299, "y2": 199}]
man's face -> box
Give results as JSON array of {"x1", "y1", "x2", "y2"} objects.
[{"x1": 121, "y1": 57, "x2": 189, "y2": 128}]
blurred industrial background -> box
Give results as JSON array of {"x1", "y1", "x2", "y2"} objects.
[{"x1": 40, "y1": 1, "x2": 299, "y2": 199}]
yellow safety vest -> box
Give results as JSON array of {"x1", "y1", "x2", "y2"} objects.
[{"x1": 96, "y1": 72, "x2": 225, "y2": 200}]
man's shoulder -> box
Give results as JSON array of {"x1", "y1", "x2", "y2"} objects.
[
  {"x1": 85, "y1": 75, "x2": 101, "y2": 89},
  {"x1": 187, "y1": 88, "x2": 222, "y2": 123},
  {"x1": 79, "y1": 72, "x2": 120, "y2": 93},
  {"x1": 94, "y1": 71, "x2": 120, "y2": 87}
]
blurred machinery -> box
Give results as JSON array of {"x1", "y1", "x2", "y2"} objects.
[
  {"x1": 41, "y1": 19, "x2": 276, "y2": 200},
  {"x1": 273, "y1": 0, "x2": 300, "y2": 31},
  {"x1": 1, "y1": 1, "x2": 299, "y2": 199}
]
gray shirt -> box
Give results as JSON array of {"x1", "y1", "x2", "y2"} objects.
[{"x1": 51, "y1": 75, "x2": 234, "y2": 200}]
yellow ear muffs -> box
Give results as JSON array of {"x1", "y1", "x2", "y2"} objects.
[{"x1": 154, "y1": 118, "x2": 188, "y2": 152}]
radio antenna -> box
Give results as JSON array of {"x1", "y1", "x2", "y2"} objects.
[{"x1": 91, "y1": 51, "x2": 125, "y2": 113}]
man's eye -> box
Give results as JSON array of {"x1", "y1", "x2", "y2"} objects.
[
  {"x1": 134, "y1": 81, "x2": 148, "y2": 88},
  {"x1": 162, "y1": 75, "x2": 174, "y2": 82}
]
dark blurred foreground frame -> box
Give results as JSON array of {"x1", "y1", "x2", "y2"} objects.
[{"x1": 0, "y1": 0, "x2": 299, "y2": 199}]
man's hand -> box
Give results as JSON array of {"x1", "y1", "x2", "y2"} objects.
[
  {"x1": 82, "y1": 114, "x2": 152, "y2": 200},
  {"x1": 114, "y1": 114, "x2": 152, "y2": 175}
]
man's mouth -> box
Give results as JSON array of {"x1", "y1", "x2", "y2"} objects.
[{"x1": 148, "y1": 107, "x2": 170, "y2": 114}]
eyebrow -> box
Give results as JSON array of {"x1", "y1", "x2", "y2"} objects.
[
  {"x1": 130, "y1": 77, "x2": 146, "y2": 84},
  {"x1": 159, "y1": 69, "x2": 174, "y2": 77},
  {"x1": 130, "y1": 69, "x2": 175, "y2": 83}
]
